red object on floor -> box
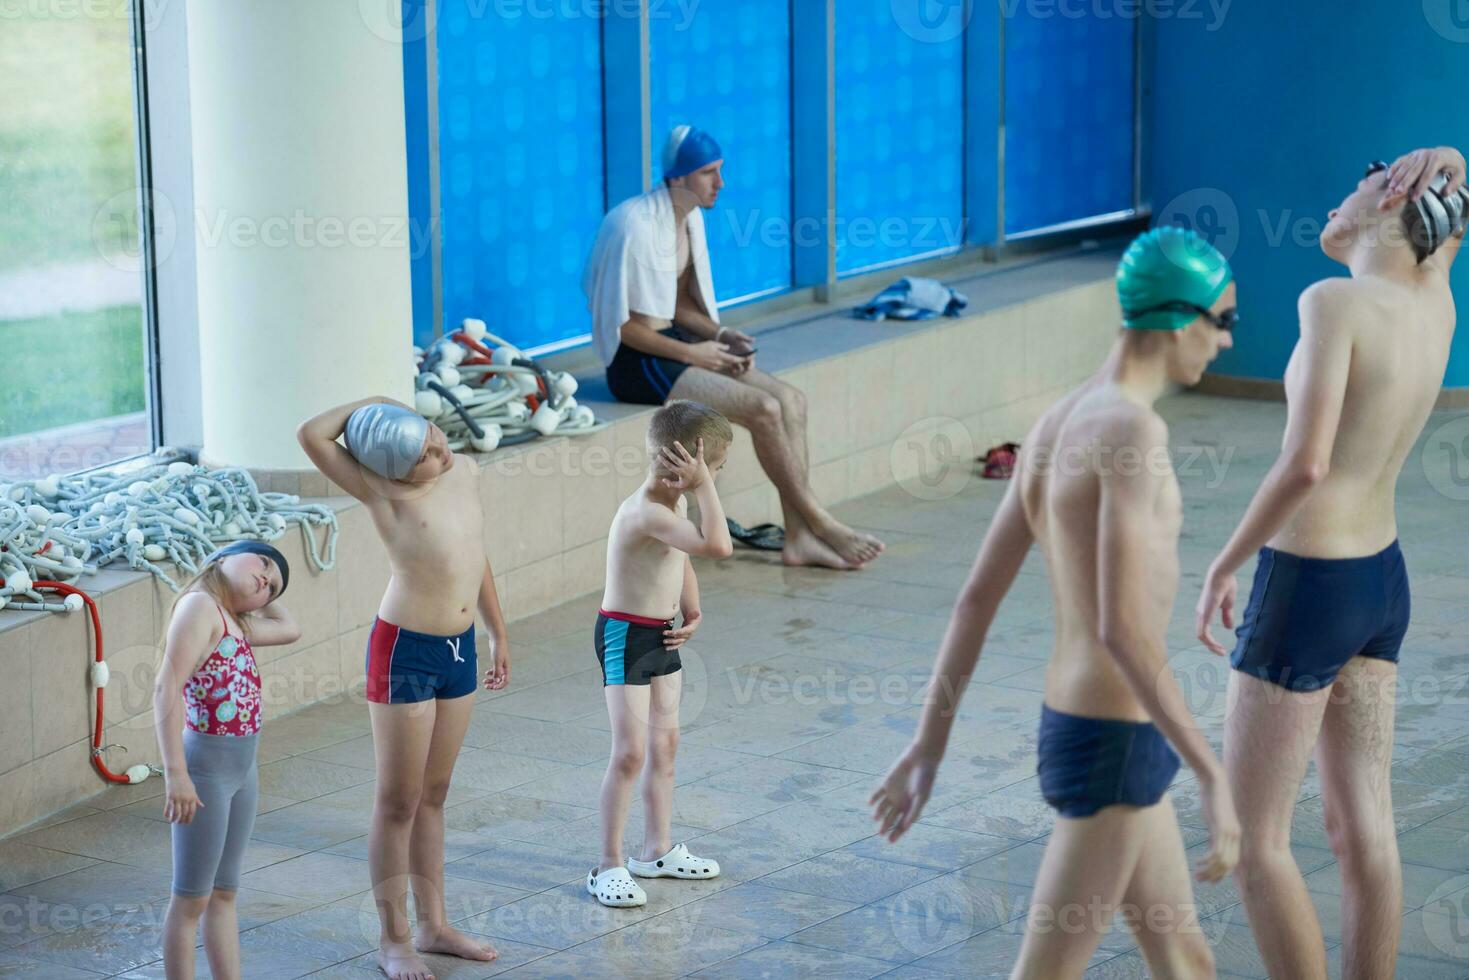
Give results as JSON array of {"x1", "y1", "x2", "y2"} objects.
[{"x1": 981, "y1": 442, "x2": 1020, "y2": 480}]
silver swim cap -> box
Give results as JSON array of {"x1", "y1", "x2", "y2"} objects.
[{"x1": 344, "y1": 404, "x2": 430, "y2": 481}]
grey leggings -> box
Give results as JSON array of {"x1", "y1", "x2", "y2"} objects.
[{"x1": 171, "y1": 730, "x2": 259, "y2": 897}]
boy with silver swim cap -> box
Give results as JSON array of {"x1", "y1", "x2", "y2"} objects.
[
  {"x1": 297, "y1": 397, "x2": 511, "y2": 979},
  {"x1": 872, "y1": 226, "x2": 1240, "y2": 977},
  {"x1": 343, "y1": 402, "x2": 431, "y2": 482}
]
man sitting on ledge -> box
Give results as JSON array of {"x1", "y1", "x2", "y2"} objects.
[{"x1": 582, "y1": 125, "x2": 883, "y2": 570}]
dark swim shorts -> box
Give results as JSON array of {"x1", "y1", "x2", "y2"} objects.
[
  {"x1": 365, "y1": 618, "x2": 477, "y2": 704},
  {"x1": 1231, "y1": 540, "x2": 1410, "y2": 692},
  {"x1": 605, "y1": 325, "x2": 694, "y2": 405},
  {"x1": 594, "y1": 608, "x2": 681, "y2": 686},
  {"x1": 1037, "y1": 704, "x2": 1181, "y2": 818}
]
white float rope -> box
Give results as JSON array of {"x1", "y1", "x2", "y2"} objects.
[
  {"x1": 411, "y1": 318, "x2": 610, "y2": 453},
  {"x1": 1, "y1": 451, "x2": 340, "y2": 610},
  {"x1": 0, "y1": 455, "x2": 341, "y2": 788}
]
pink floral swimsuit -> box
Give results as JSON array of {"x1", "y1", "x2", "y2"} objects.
[{"x1": 183, "y1": 604, "x2": 263, "y2": 736}]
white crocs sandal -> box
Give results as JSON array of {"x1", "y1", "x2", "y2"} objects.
[
  {"x1": 587, "y1": 865, "x2": 646, "y2": 907},
  {"x1": 627, "y1": 843, "x2": 721, "y2": 880}
]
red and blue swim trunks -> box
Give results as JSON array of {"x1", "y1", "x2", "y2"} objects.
[{"x1": 366, "y1": 618, "x2": 477, "y2": 704}]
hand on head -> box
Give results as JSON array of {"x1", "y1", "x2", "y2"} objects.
[
  {"x1": 1379, "y1": 146, "x2": 1467, "y2": 211},
  {"x1": 657, "y1": 438, "x2": 710, "y2": 490}
]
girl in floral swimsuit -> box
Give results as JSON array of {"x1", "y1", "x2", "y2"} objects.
[{"x1": 153, "y1": 541, "x2": 300, "y2": 980}]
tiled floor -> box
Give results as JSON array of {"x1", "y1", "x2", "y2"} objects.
[{"x1": 2, "y1": 392, "x2": 1467, "y2": 978}]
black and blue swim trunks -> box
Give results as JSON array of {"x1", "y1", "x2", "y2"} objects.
[
  {"x1": 1231, "y1": 540, "x2": 1410, "y2": 692},
  {"x1": 1037, "y1": 705, "x2": 1181, "y2": 818},
  {"x1": 605, "y1": 324, "x2": 694, "y2": 405},
  {"x1": 366, "y1": 618, "x2": 477, "y2": 704},
  {"x1": 594, "y1": 608, "x2": 680, "y2": 686}
]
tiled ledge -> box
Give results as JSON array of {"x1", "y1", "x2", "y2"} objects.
[{"x1": 0, "y1": 246, "x2": 1125, "y2": 839}]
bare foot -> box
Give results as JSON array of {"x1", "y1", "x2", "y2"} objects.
[
  {"x1": 415, "y1": 925, "x2": 499, "y2": 963},
  {"x1": 814, "y1": 521, "x2": 884, "y2": 566},
  {"x1": 379, "y1": 941, "x2": 436, "y2": 980},
  {"x1": 782, "y1": 529, "x2": 859, "y2": 570}
]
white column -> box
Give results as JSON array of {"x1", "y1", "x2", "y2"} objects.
[{"x1": 187, "y1": 0, "x2": 414, "y2": 470}]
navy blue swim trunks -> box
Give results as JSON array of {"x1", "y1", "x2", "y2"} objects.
[
  {"x1": 1231, "y1": 540, "x2": 1410, "y2": 692},
  {"x1": 594, "y1": 608, "x2": 680, "y2": 686},
  {"x1": 605, "y1": 325, "x2": 694, "y2": 405},
  {"x1": 1037, "y1": 704, "x2": 1181, "y2": 818},
  {"x1": 365, "y1": 618, "x2": 477, "y2": 704}
]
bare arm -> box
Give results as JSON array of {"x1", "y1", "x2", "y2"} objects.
[
  {"x1": 674, "y1": 270, "x2": 720, "y2": 339},
  {"x1": 680, "y1": 554, "x2": 699, "y2": 615},
  {"x1": 620, "y1": 313, "x2": 692, "y2": 359},
  {"x1": 871, "y1": 474, "x2": 1033, "y2": 841},
  {"x1": 1208, "y1": 284, "x2": 1352, "y2": 577},
  {"x1": 1101, "y1": 414, "x2": 1240, "y2": 881},
  {"x1": 638, "y1": 440, "x2": 733, "y2": 559},
  {"x1": 478, "y1": 557, "x2": 511, "y2": 689},
  {"x1": 661, "y1": 554, "x2": 704, "y2": 650},
  {"x1": 638, "y1": 485, "x2": 733, "y2": 560},
  {"x1": 913, "y1": 477, "x2": 1033, "y2": 758},
  {"x1": 1382, "y1": 145, "x2": 1466, "y2": 276},
  {"x1": 152, "y1": 593, "x2": 219, "y2": 822},
  {"x1": 241, "y1": 599, "x2": 301, "y2": 647},
  {"x1": 295, "y1": 396, "x2": 412, "y2": 504},
  {"x1": 621, "y1": 313, "x2": 744, "y2": 373},
  {"x1": 1097, "y1": 415, "x2": 1223, "y2": 779}
]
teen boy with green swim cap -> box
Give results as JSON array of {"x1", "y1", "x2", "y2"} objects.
[{"x1": 872, "y1": 226, "x2": 1239, "y2": 978}]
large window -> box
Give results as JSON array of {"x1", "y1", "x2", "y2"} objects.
[
  {"x1": 432, "y1": 0, "x2": 606, "y2": 351},
  {"x1": 648, "y1": 0, "x2": 793, "y2": 305},
  {"x1": 410, "y1": 2, "x2": 1140, "y2": 350},
  {"x1": 0, "y1": 4, "x2": 153, "y2": 480},
  {"x1": 1004, "y1": 10, "x2": 1135, "y2": 236},
  {"x1": 834, "y1": 0, "x2": 966, "y2": 276}
]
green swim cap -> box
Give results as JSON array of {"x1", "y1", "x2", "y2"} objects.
[{"x1": 1116, "y1": 226, "x2": 1233, "y2": 331}]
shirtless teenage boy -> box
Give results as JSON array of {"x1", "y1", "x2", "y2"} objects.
[
  {"x1": 1195, "y1": 145, "x2": 1467, "y2": 980},
  {"x1": 872, "y1": 227, "x2": 1243, "y2": 979}
]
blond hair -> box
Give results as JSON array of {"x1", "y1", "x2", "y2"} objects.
[
  {"x1": 647, "y1": 400, "x2": 733, "y2": 460},
  {"x1": 158, "y1": 557, "x2": 253, "y2": 662}
]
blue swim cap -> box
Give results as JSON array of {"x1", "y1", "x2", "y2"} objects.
[
  {"x1": 662, "y1": 126, "x2": 723, "y2": 180},
  {"x1": 1117, "y1": 226, "x2": 1233, "y2": 331},
  {"x1": 206, "y1": 540, "x2": 290, "y2": 597},
  {"x1": 344, "y1": 403, "x2": 430, "y2": 481}
]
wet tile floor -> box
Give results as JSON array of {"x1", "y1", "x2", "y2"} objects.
[{"x1": 1, "y1": 393, "x2": 1466, "y2": 978}]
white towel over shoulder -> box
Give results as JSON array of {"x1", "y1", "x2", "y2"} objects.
[{"x1": 582, "y1": 184, "x2": 720, "y2": 367}]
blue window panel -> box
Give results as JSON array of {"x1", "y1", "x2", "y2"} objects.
[
  {"x1": 436, "y1": 2, "x2": 604, "y2": 349},
  {"x1": 835, "y1": 0, "x2": 965, "y2": 276},
  {"x1": 1005, "y1": 12, "x2": 1134, "y2": 236},
  {"x1": 649, "y1": 0, "x2": 793, "y2": 304}
]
